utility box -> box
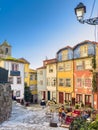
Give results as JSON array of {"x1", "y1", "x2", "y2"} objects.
[{"x1": 0, "y1": 67, "x2": 8, "y2": 83}]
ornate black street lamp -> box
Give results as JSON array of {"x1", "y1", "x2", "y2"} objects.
[{"x1": 74, "y1": 2, "x2": 98, "y2": 25}]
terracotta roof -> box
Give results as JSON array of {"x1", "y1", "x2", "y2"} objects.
[
  {"x1": 37, "y1": 66, "x2": 46, "y2": 70},
  {"x1": 73, "y1": 40, "x2": 98, "y2": 49},
  {"x1": 43, "y1": 58, "x2": 57, "y2": 65}
]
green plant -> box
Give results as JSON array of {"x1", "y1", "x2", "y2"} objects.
[
  {"x1": 88, "y1": 120, "x2": 98, "y2": 130},
  {"x1": 75, "y1": 104, "x2": 80, "y2": 109},
  {"x1": 92, "y1": 55, "x2": 96, "y2": 70},
  {"x1": 70, "y1": 117, "x2": 90, "y2": 130},
  {"x1": 92, "y1": 73, "x2": 97, "y2": 92},
  {"x1": 92, "y1": 55, "x2": 97, "y2": 92},
  {"x1": 24, "y1": 83, "x2": 31, "y2": 102}
]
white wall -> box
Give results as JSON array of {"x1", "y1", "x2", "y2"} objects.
[{"x1": 4, "y1": 61, "x2": 25, "y2": 100}]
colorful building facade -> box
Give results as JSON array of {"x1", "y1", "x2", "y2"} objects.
[
  {"x1": 56, "y1": 46, "x2": 74, "y2": 104},
  {"x1": 29, "y1": 69, "x2": 37, "y2": 103},
  {"x1": 46, "y1": 58, "x2": 57, "y2": 102}
]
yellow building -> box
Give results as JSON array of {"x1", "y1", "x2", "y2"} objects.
[
  {"x1": 29, "y1": 69, "x2": 37, "y2": 103},
  {"x1": 56, "y1": 46, "x2": 74, "y2": 104}
]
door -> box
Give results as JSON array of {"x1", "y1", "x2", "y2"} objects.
[
  {"x1": 85, "y1": 95, "x2": 91, "y2": 107},
  {"x1": 43, "y1": 91, "x2": 46, "y2": 100},
  {"x1": 48, "y1": 91, "x2": 50, "y2": 100},
  {"x1": 59, "y1": 92, "x2": 63, "y2": 104}
]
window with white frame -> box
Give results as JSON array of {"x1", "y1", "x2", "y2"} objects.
[
  {"x1": 76, "y1": 61, "x2": 84, "y2": 70},
  {"x1": 85, "y1": 60, "x2": 92, "y2": 69},
  {"x1": 80, "y1": 45, "x2": 88, "y2": 57},
  {"x1": 65, "y1": 93, "x2": 71, "y2": 101},
  {"x1": 59, "y1": 78, "x2": 64, "y2": 86},
  {"x1": 49, "y1": 65, "x2": 53, "y2": 73},
  {"x1": 8, "y1": 77, "x2": 13, "y2": 84},
  {"x1": 65, "y1": 78, "x2": 71, "y2": 87},
  {"x1": 62, "y1": 51, "x2": 68, "y2": 60},
  {"x1": 47, "y1": 78, "x2": 50, "y2": 86},
  {"x1": 17, "y1": 77, "x2": 21, "y2": 84},
  {"x1": 76, "y1": 78, "x2": 82, "y2": 87},
  {"x1": 16, "y1": 91, "x2": 20, "y2": 97},
  {"x1": 84, "y1": 78, "x2": 92, "y2": 87},
  {"x1": 12, "y1": 63, "x2": 19, "y2": 71},
  {"x1": 76, "y1": 94, "x2": 82, "y2": 102},
  {"x1": 58, "y1": 63, "x2": 64, "y2": 71},
  {"x1": 30, "y1": 75, "x2": 33, "y2": 80},
  {"x1": 35, "y1": 74, "x2": 37, "y2": 80},
  {"x1": 40, "y1": 70, "x2": 43, "y2": 75},
  {"x1": 65, "y1": 63, "x2": 71, "y2": 71},
  {"x1": 51, "y1": 78, "x2": 56, "y2": 86},
  {"x1": 24, "y1": 72, "x2": 28, "y2": 78},
  {"x1": 40, "y1": 80, "x2": 43, "y2": 85}
]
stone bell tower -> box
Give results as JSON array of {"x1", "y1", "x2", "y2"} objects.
[{"x1": 0, "y1": 40, "x2": 12, "y2": 58}]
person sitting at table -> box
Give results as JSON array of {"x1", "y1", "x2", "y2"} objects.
[
  {"x1": 61, "y1": 108, "x2": 66, "y2": 119},
  {"x1": 81, "y1": 110, "x2": 89, "y2": 120}
]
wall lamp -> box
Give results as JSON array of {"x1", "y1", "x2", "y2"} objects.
[{"x1": 74, "y1": 2, "x2": 98, "y2": 25}]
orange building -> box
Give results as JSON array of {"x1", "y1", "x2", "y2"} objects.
[{"x1": 73, "y1": 41, "x2": 98, "y2": 109}]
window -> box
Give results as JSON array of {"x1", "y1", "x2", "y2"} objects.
[
  {"x1": 35, "y1": 74, "x2": 37, "y2": 80},
  {"x1": 76, "y1": 61, "x2": 84, "y2": 70},
  {"x1": 65, "y1": 63, "x2": 71, "y2": 71},
  {"x1": 16, "y1": 91, "x2": 20, "y2": 97},
  {"x1": 85, "y1": 60, "x2": 92, "y2": 69},
  {"x1": 59, "y1": 78, "x2": 64, "y2": 86},
  {"x1": 85, "y1": 95, "x2": 91, "y2": 105},
  {"x1": 17, "y1": 77, "x2": 21, "y2": 84},
  {"x1": 58, "y1": 63, "x2": 64, "y2": 71},
  {"x1": 12, "y1": 63, "x2": 19, "y2": 71},
  {"x1": 8, "y1": 77, "x2": 13, "y2": 84},
  {"x1": 84, "y1": 78, "x2": 92, "y2": 87},
  {"x1": 40, "y1": 80, "x2": 43, "y2": 85},
  {"x1": 76, "y1": 94, "x2": 82, "y2": 102},
  {"x1": 76, "y1": 78, "x2": 82, "y2": 87},
  {"x1": 80, "y1": 46, "x2": 88, "y2": 57},
  {"x1": 65, "y1": 79, "x2": 71, "y2": 87},
  {"x1": 51, "y1": 78, "x2": 56, "y2": 86},
  {"x1": 62, "y1": 51, "x2": 68, "y2": 60},
  {"x1": 49, "y1": 69, "x2": 53, "y2": 73},
  {"x1": 47, "y1": 78, "x2": 50, "y2": 86},
  {"x1": 5, "y1": 48, "x2": 8, "y2": 54},
  {"x1": 57, "y1": 52, "x2": 62, "y2": 61},
  {"x1": 40, "y1": 70, "x2": 43, "y2": 75},
  {"x1": 30, "y1": 75, "x2": 33, "y2": 80},
  {"x1": 65, "y1": 93, "x2": 71, "y2": 101},
  {"x1": 49, "y1": 65, "x2": 53, "y2": 73},
  {"x1": 24, "y1": 72, "x2": 28, "y2": 78}
]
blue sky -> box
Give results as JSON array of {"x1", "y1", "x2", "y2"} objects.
[{"x1": 0, "y1": 0, "x2": 98, "y2": 69}]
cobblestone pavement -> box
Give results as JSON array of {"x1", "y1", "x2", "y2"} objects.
[{"x1": 0, "y1": 102, "x2": 68, "y2": 130}]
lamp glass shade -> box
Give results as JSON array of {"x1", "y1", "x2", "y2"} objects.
[
  {"x1": 75, "y1": 2, "x2": 86, "y2": 20},
  {"x1": 76, "y1": 8, "x2": 85, "y2": 20}
]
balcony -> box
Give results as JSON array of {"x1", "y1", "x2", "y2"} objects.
[{"x1": 10, "y1": 71, "x2": 20, "y2": 76}]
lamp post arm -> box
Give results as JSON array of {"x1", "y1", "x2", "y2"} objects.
[{"x1": 78, "y1": 17, "x2": 98, "y2": 25}]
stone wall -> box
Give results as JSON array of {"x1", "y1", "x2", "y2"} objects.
[{"x1": 0, "y1": 83, "x2": 12, "y2": 123}]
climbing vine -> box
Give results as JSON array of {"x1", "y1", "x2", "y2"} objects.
[{"x1": 92, "y1": 55, "x2": 97, "y2": 92}]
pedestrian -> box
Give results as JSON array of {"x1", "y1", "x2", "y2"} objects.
[
  {"x1": 40, "y1": 99, "x2": 46, "y2": 109},
  {"x1": 58, "y1": 106, "x2": 63, "y2": 121}
]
